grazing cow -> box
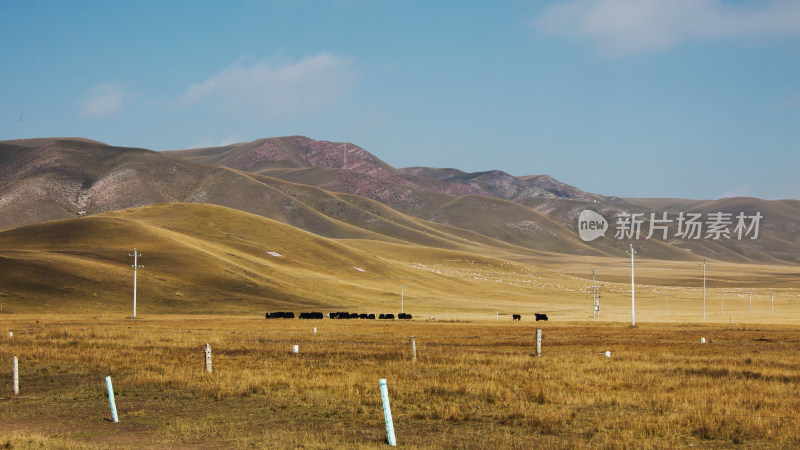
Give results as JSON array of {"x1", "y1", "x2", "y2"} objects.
[
  {"x1": 512, "y1": 314, "x2": 521, "y2": 321},
  {"x1": 535, "y1": 313, "x2": 548, "y2": 321},
  {"x1": 265, "y1": 312, "x2": 294, "y2": 319},
  {"x1": 367, "y1": 314, "x2": 376, "y2": 319},
  {"x1": 359, "y1": 313, "x2": 368, "y2": 319},
  {"x1": 398, "y1": 313, "x2": 412, "y2": 320}
]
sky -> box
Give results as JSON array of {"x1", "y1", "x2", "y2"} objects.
[{"x1": 2, "y1": 0, "x2": 799, "y2": 200}]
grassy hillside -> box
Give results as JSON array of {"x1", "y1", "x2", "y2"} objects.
[
  {"x1": 4, "y1": 137, "x2": 800, "y2": 264},
  {"x1": 166, "y1": 136, "x2": 800, "y2": 264},
  {"x1": 1, "y1": 203, "x2": 799, "y2": 320},
  {"x1": 0, "y1": 203, "x2": 574, "y2": 315},
  {"x1": 0, "y1": 138, "x2": 598, "y2": 259}
]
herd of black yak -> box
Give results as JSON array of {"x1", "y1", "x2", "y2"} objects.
[
  {"x1": 265, "y1": 312, "x2": 547, "y2": 321},
  {"x1": 265, "y1": 311, "x2": 413, "y2": 320}
]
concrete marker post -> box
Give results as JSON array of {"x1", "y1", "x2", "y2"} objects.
[
  {"x1": 411, "y1": 336, "x2": 417, "y2": 362},
  {"x1": 13, "y1": 356, "x2": 19, "y2": 396},
  {"x1": 379, "y1": 379, "x2": 397, "y2": 446},
  {"x1": 105, "y1": 376, "x2": 119, "y2": 423},
  {"x1": 205, "y1": 343, "x2": 212, "y2": 374},
  {"x1": 536, "y1": 329, "x2": 542, "y2": 357}
]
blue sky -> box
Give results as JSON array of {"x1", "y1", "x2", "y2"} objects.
[{"x1": 2, "y1": 0, "x2": 799, "y2": 200}]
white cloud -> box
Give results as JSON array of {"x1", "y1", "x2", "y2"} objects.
[
  {"x1": 719, "y1": 182, "x2": 753, "y2": 199},
  {"x1": 179, "y1": 53, "x2": 358, "y2": 117},
  {"x1": 192, "y1": 133, "x2": 243, "y2": 149},
  {"x1": 81, "y1": 82, "x2": 129, "y2": 117},
  {"x1": 534, "y1": 0, "x2": 800, "y2": 56}
]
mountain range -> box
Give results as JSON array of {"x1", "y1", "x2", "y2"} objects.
[{"x1": 3, "y1": 136, "x2": 800, "y2": 264}]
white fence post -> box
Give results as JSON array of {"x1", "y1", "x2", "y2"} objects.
[
  {"x1": 205, "y1": 344, "x2": 212, "y2": 373},
  {"x1": 411, "y1": 336, "x2": 417, "y2": 362},
  {"x1": 379, "y1": 379, "x2": 397, "y2": 446},
  {"x1": 536, "y1": 329, "x2": 542, "y2": 357},
  {"x1": 105, "y1": 376, "x2": 119, "y2": 423},
  {"x1": 12, "y1": 356, "x2": 18, "y2": 396}
]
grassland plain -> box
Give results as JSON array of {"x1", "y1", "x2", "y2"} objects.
[
  {"x1": 2, "y1": 203, "x2": 800, "y2": 448},
  {"x1": 2, "y1": 315, "x2": 800, "y2": 448},
  {"x1": 2, "y1": 203, "x2": 800, "y2": 321}
]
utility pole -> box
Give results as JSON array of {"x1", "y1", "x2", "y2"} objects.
[
  {"x1": 702, "y1": 259, "x2": 707, "y2": 321},
  {"x1": 129, "y1": 249, "x2": 143, "y2": 318},
  {"x1": 400, "y1": 285, "x2": 404, "y2": 313},
  {"x1": 628, "y1": 244, "x2": 636, "y2": 327},
  {"x1": 591, "y1": 269, "x2": 600, "y2": 319}
]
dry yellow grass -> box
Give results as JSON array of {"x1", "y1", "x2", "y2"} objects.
[
  {"x1": 2, "y1": 315, "x2": 800, "y2": 448},
  {"x1": 2, "y1": 204, "x2": 800, "y2": 447}
]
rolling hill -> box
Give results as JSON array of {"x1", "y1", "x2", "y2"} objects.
[
  {"x1": 166, "y1": 135, "x2": 605, "y2": 202},
  {"x1": 2, "y1": 136, "x2": 800, "y2": 266},
  {"x1": 0, "y1": 203, "x2": 586, "y2": 314},
  {"x1": 166, "y1": 136, "x2": 800, "y2": 264},
  {"x1": 0, "y1": 138, "x2": 610, "y2": 258}
]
